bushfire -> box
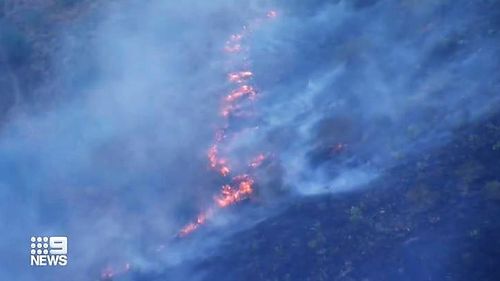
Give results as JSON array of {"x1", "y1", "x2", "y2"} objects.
[
  {"x1": 177, "y1": 10, "x2": 277, "y2": 237},
  {"x1": 100, "y1": 9, "x2": 278, "y2": 281}
]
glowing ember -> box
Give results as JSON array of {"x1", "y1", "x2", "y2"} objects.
[
  {"x1": 224, "y1": 44, "x2": 242, "y2": 53},
  {"x1": 100, "y1": 263, "x2": 131, "y2": 281},
  {"x1": 220, "y1": 103, "x2": 242, "y2": 117},
  {"x1": 220, "y1": 166, "x2": 231, "y2": 176},
  {"x1": 331, "y1": 143, "x2": 348, "y2": 154},
  {"x1": 208, "y1": 145, "x2": 219, "y2": 168},
  {"x1": 250, "y1": 154, "x2": 266, "y2": 168},
  {"x1": 230, "y1": 33, "x2": 243, "y2": 42},
  {"x1": 178, "y1": 212, "x2": 210, "y2": 237},
  {"x1": 207, "y1": 145, "x2": 231, "y2": 176},
  {"x1": 225, "y1": 85, "x2": 256, "y2": 102},
  {"x1": 228, "y1": 71, "x2": 253, "y2": 83},
  {"x1": 215, "y1": 129, "x2": 226, "y2": 142},
  {"x1": 101, "y1": 269, "x2": 113, "y2": 280},
  {"x1": 267, "y1": 10, "x2": 278, "y2": 18},
  {"x1": 221, "y1": 107, "x2": 232, "y2": 117}
]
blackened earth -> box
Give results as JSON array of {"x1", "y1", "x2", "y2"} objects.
[{"x1": 123, "y1": 115, "x2": 500, "y2": 281}]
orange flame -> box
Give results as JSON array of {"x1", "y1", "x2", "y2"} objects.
[
  {"x1": 177, "y1": 10, "x2": 279, "y2": 238},
  {"x1": 215, "y1": 176, "x2": 254, "y2": 208},
  {"x1": 225, "y1": 85, "x2": 256, "y2": 102},
  {"x1": 178, "y1": 211, "x2": 210, "y2": 237},
  {"x1": 98, "y1": 9, "x2": 280, "y2": 280},
  {"x1": 208, "y1": 145, "x2": 231, "y2": 176},
  {"x1": 178, "y1": 208, "x2": 216, "y2": 237}
]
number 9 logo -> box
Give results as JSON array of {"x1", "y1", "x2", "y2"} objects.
[{"x1": 49, "y1": 237, "x2": 67, "y2": 255}]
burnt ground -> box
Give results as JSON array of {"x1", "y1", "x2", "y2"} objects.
[{"x1": 126, "y1": 112, "x2": 500, "y2": 281}]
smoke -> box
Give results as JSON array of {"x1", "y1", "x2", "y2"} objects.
[
  {"x1": 0, "y1": 0, "x2": 269, "y2": 280},
  {"x1": 230, "y1": 0, "x2": 500, "y2": 196},
  {"x1": 0, "y1": 0, "x2": 499, "y2": 280}
]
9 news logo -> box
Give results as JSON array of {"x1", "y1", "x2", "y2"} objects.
[{"x1": 30, "y1": 236, "x2": 68, "y2": 266}]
